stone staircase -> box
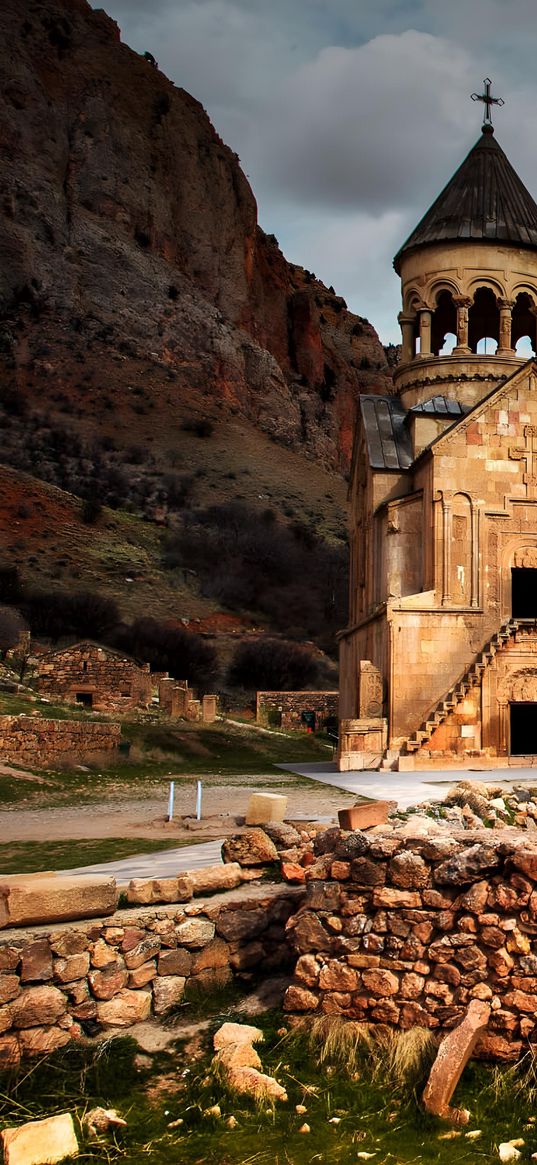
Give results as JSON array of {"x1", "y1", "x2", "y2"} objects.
[{"x1": 401, "y1": 617, "x2": 521, "y2": 757}]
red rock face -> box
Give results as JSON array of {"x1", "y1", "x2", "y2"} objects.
[{"x1": 0, "y1": 0, "x2": 392, "y2": 473}]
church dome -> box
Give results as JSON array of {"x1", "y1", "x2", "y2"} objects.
[{"x1": 394, "y1": 125, "x2": 537, "y2": 273}]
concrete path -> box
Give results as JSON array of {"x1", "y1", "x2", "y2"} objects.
[
  {"x1": 278, "y1": 762, "x2": 537, "y2": 810},
  {"x1": 62, "y1": 839, "x2": 225, "y2": 881}
]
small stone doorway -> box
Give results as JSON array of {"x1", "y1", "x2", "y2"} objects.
[
  {"x1": 510, "y1": 702, "x2": 537, "y2": 755},
  {"x1": 75, "y1": 692, "x2": 93, "y2": 708},
  {"x1": 512, "y1": 568, "x2": 537, "y2": 618}
]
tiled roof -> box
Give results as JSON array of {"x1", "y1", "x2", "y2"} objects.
[
  {"x1": 394, "y1": 126, "x2": 537, "y2": 271},
  {"x1": 360, "y1": 395, "x2": 413, "y2": 470},
  {"x1": 410, "y1": 396, "x2": 467, "y2": 417}
]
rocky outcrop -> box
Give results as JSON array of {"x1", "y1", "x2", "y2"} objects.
[{"x1": 0, "y1": 0, "x2": 391, "y2": 477}]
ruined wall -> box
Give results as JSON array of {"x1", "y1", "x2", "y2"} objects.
[
  {"x1": 37, "y1": 645, "x2": 151, "y2": 713},
  {"x1": 284, "y1": 827, "x2": 537, "y2": 1060},
  {"x1": 0, "y1": 884, "x2": 301, "y2": 1068},
  {"x1": 0, "y1": 716, "x2": 121, "y2": 765},
  {"x1": 256, "y1": 692, "x2": 338, "y2": 730}
]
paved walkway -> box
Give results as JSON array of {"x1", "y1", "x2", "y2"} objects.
[
  {"x1": 278, "y1": 762, "x2": 537, "y2": 810},
  {"x1": 62, "y1": 839, "x2": 225, "y2": 881}
]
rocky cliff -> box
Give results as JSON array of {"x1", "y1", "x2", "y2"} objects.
[{"x1": 0, "y1": 0, "x2": 391, "y2": 474}]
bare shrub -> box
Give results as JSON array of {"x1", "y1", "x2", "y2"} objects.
[{"x1": 227, "y1": 637, "x2": 319, "y2": 691}]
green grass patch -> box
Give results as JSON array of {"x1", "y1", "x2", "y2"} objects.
[
  {"x1": 0, "y1": 836, "x2": 196, "y2": 875},
  {"x1": 0, "y1": 1014, "x2": 536, "y2": 1163}
]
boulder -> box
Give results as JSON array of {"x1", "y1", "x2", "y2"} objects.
[
  {"x1": 96, "y1": 989, "x2": 151, "y2": 1027},
  {"x1": 222, "y1": 829, "x2": 278, "y2": 867},
  {"x1": 0, "y1": 875, "x2": 117, "y2": 929},
  {"x1": 11, "y1": 986, "x2": 66, "y2": 1029},
  {"x1": 1, "y1": 1113, "x2": 78, "y2": 1165}
]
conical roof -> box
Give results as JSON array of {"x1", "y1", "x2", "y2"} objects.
[{"x1": 394, "y1": 125, "x2": 537, "y2": 272}]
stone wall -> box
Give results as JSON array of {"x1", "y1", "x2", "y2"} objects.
[
  {"x1": 256, "y1": 691, "x2": 338, "y2": 730},
  {"x1": 0, "y1": 716, "x2": 121, "y2": 766},
  {"x1": 0, "y1": 884, "x2": 302, "y2": 1067},
  {"x1": 284, "y1": 826, "x2": 537, "y2": 1060},
  {"x1": 37, "y1": 643, "x2": 151, "y2": 713}
]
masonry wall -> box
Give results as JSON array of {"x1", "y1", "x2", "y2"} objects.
[
  {"x1": 0, "y1": 716, "x2": 121, "y2": 766},
  {"x1": 0, "y1": 884, "x2": 302, "y2": 1068},
  {"x1": 284, "y1": 827, "x2": 537, "y2": 1060},
  {"x1": 37, "y1": 645, "x2": 151, "y2": 713},
  {"x1": 256, "y1": 692, "x2": 338, "y2": 730}
]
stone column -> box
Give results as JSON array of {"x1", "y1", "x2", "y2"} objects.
[
  {"x1": 418, "y1": 308, "x2": 432, "y2": 358},
  {"x1": 470, "y1": 502, "x2": 479, "y2": 608},
  {"x1": 441, "y1": 492, "x2": 452, "y2": 606},
  {"x1": 497, "y1": 299, "x2": 514, "y2": 356},
  {"x1": 398, "y1": 312, "x2": 416, "y2": 363},
  {"x1": 453, "y1": 296, "x2": 471, "y2": 354}
]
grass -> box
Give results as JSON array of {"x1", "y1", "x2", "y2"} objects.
[
  {"x1": 0, "y1": 836, "x2": 197, "y2": 875},
  {"x1": 0, "y1": 1008, "x2": 536, "y2": 1164}
]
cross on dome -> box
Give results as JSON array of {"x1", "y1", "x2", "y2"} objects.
[{"x1": 471, "y1": 77, "x2": 504, "y2": 127}]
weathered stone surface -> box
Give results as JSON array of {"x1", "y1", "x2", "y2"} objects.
[
  {"x1": 371, "y1": 887, "x2": 422, "y2": 908},
  {"x1": 286, "y1": 912, "x2": 332, "y2": 953},
  {"x1": 294, "y1": 954, "x2": 320, "y2": 986},
  {"x1": 51, "y1": 932, "x2": 89, "y2": 958},
  {"x1": 89, "y1": 940, "x2": 118, "y2": 969},
  {"x1": 0, "y1": 975, "x2": 20, "y2": 1004},
  {"x1": 214, "y1": 1022, "x2": 263, "y2": 1050},
  {"x1": 389, "y1": 852, "x2": 430, "y2": 889},
  {"x1": 1, "y1": 1112, "x2": 78, "y2": 1165},
  {"x1": 318, "y1": 960, "x2": 358, "y2": 991},
  {"x1": 96, "y1": 989, "x2": 152, "y2": 1027},
  {"x1": 0, "y1": 1034, "x2": 20, "y2": 1069},
  {"x1": 11, "y1": 986, "x2": 66, "y2": 1029},
  {"x1": 0, "y1": 875, "x2": 117, "y2": 928},
  {"x1": 511, "y1": 846, "x2": 537, "y2": 880},
  {"x1": 157, "y1": 948, "x2": 193, "y2": 976},
  {"x1": 334, "y1": 832, "x2": 370, "y2": 860},
  {"x1": 361, "y1": 969, "x2": 399, "y2": 997},
  {"x1": 18, "y1": 1026, "x2": 71, "y2": 1057},
  {"x1": 0, "y1": 948, "x2": 21, "y2": 972},
  {"x1": 175, "y1": 919, "x2": 215, "y2": 948},
  {"x1": 222, "y1": 830, "x2": 278, "y2": 867},
  {"x1": 20, "y1": 941, "x2": 52, "y2": 984},
  {"x1": 350, "y1": 858, "x2": 386, "y2": 885},
  {"x1": 422, "y1": 1000, "x2": 490, "y2": 1123},
  {"x1": 215, "y1": 910, "x2": 264, "y2": 944},
  {"x1": 53, "y1": 952, "x2": 90, "y2": 984},
  {"x1": 152, "y1": 975, "x2": 185, "y2": 1014},
  {"x1": 128, "y1": 962, "x2": 157, "y2": 989},
  {"x1": 123, "y1": 937, "x2": 161, "y2": 969},
  {"x1": 188, "y1": 864, "x2": 241, "y2": 895},
  {"x1": 434, "y1": 845, "x2": 499, "y2": 886},
  {"x1": 127, "y1": 876, "x2": 193, "y2": 905},
  {"x1": 283, "y1": 985, "x2": 320, "y2": 1011},
  {"x1": 88, "y1": 965, "x2": 128, "y2": 1000}
]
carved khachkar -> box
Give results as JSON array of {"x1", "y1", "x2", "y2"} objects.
[
  {"x1": 358, "y1": 660, "x2": 384, "y2": 718},
  {"x1": 498, "y1": 668, "x2": 537, "y2": 704},
  {"x1": 513, "y1": 547, "x2": 537, "y2": 569}
]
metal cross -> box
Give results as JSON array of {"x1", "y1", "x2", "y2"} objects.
[{"x1": 471, "y1": 77, "x2": 504, "y2": 126}]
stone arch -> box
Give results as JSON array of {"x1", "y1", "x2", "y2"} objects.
[
  {"x1": 466, "y1": 275, "x2": 506, "y2": 299},
  {"x1": 431, "y1": 288, "x2": 457, "y2": 356},
  {"x1": 502, "y1": 543, "x2": 537, "y2": 620},
  {"x1": 469, "y1": 286, "x2": 500, "y2": 353},
  {"x1": 512, "y1": 291, "x2": 537, "y2": 353}
]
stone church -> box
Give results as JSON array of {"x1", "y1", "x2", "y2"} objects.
[{"x1": 338, "y1": 108, "x2": 537, "y2": 771}]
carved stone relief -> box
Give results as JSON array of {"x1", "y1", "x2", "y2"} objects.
[
  {"x1": 498, "y1": 668, "x2": 537, "y2": 704},
  {"x1": 513, "y1": 547, "x2": 537, "y2": 569},
  {"x1": 358, "y1": 660, "x2": 384, "y2": 718}
]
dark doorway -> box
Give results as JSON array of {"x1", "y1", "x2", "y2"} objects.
[
  {"x1": 512, "y1": 568, "x2": 537, "y2": 617},
  {"x1": 75, "y1": 691, "x2": 93, "y2": 707},
  {"x1": 510, "y1": 703, "x2": 537, "y2": 755}
]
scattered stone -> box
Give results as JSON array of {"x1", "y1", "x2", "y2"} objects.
[
  {"x1": 84, "y1": 1108, "x2": 127, "y2": 1136},
  {"x1": 187, "y1": 864, "x2": 241, "y2": 895},
  {"x1": 499, "y1": 1144, "x2": 522, "y2": 1163},
  {"x1": 422, "y1": 1000, "x2": 490, "y2": 1123},
  {"x1": 298, "y1": 1123, "x2": 310, "y2": 1134},
  {"x1": 338, "y1": 801, "x2": 395, "y2": 831},
  {"x1": 245, "y1": 793, "x2": 287, "y2": 826},
  {"x1": 222, "y1": 829, "x2": 278, "y2": 867},
  {"x1": 1, "y1": 1113, "x2": 78, "y2": 1165}
]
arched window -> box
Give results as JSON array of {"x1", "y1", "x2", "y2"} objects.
[
  {"x1": 512, "y1": 292, "x2": 537, "y2": 354},
  {"x1": 431, "y1": 290, "x2": 457, "y2": 355},
  {"x1": 469, "y1": 287, "x2": 500, "y2": 352}
]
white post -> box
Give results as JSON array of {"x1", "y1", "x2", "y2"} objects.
[
  {"x1": 196, "y1": 780, "x2": 202, "y2": 821},
  {"x1": 167, "y1": 781, "x2": 175, "y2": 822}
]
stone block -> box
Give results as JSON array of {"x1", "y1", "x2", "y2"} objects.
[
  {"x1": 222, "y1": 830, "x2": 278, "y2": 866},
  {"x1": 18, "y1": 1027, "x2": 71, "y2": 1057},
  {"x1": 0, "y1": 875, "x2": 117, "y2": 928},
  {"x1": 187, "y1": 864, "x2": 241, "y2": 895},
  {"x1": 246, "y1": 793, "x2": 288, "y2": 826},
  {"x1": 11, "y1": 986, "x2": 66, "y2": 1029},
  {"x1": 1, "y1": 1113, "x2": 78, "y2": 1165},
  {"x1": 20, "y1": 942, "x2": 52, "y2": 984},
  {"x1": 422, "y1": 999, "x2": 491, "y2": 1123},
  {"x1": 96, "y1": 989, "x2": 152, "y2": 1027},
  {"x1": 337, "y1": 801, "x2": 394, "y2": 831},
  {"x1": 126, "y1": 875, "x2": 193, "y2": 906},
  {"x1": 152, "y1": 975, "x2": 185, "y2": 1014}
]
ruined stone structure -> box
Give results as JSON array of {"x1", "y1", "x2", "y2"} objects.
[
  {"x1": 256, "y1": 691, "x2": 338, "y2": 731},
  {"x1": 339, "y1": 118, "x2": 537, "y2": 769},
  {"x1": 158, "y1": 678, "x2": 217, "y2": 723},
  {"x1": 284, "y1": 825, "x2": 537, "y2": 1059},
  {"x1": 0, "y1": 716, "x2": 121, "y2": 766},
  {"x1": 37, "y1": 642, "x2": 151, "y2": 713}
]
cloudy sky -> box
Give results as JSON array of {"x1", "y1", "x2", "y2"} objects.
[{"x1": 93, "y1": 0, "x2": 537, "y2": 343}]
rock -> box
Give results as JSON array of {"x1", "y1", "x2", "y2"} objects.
[
  {"x1": 226, "y1": 1066, "x2": 287, "y2": 1101},
  {"x1": 434, "y1": 845, "x2": 500, "y2": 886},
  {"x1": 18, "y1": 1026, "x2": 71, "y2": 1057},
  {"x1": 53, "y1": 953, "x2": 90, "y2": 984},
  {"x1": 499, "y1": 1145, "x2": 522, "y2": 1163},
  {"x1": 511, "y1": 846, "x2": 537, "y2": 880},
  {"x1": 337, "y1": 802, "x2": 395, "y2": 831},
  {"x1": 283, "y1": 985, "x2": 320, "y2": 1011},
  {"x1": 126, "y1": 875, "x2": 193, "y2": 905},
  {"x1": 191, "y1": 939, "x2": 229, "y2": 974},
  {"x1": 422, "y1": 999, "x2": 490, "y2": 1123},
  {"x1": 175, "y1": 919, "x2": 215, "y2": 948},
  {"x1": 128, "y1": 962, "x2": 157, "y2": 989},
  {"x1": 318, "y1": 961, "x2": 358, "y2": 991},
  {"x1": 334, "y1": 832, "x2": 370, "y2": 860},
  {"x1": 0, "y1": 1035, "x2": 20, "y2": 1069},
  {"x1": 361, "y1": 969, "x2": 399, "y2": 997},
  {"x1": 50, "y1": 932, "x2": 89, "y2": 958},
  {"x1": 152, "y1": 976, "x2": 185, "y2": 1014},
  {"x1": 88, "y1": 965, "x2": 128, "y2": 1000},
  {"x1": 298, "y1": 1123, "x2": 310, "y2": 1134},
  {"x1": 84, "y1": 1108, "x2": 127, "y2": 1137},
  {"x1": 263, "y1": 823, "x2": 302, "y2": 848},
  {"x1": 11, "y1": 986, "x2": 66, "y2": 1029},
  {"x1": 0, "y1": 1113, "x2": 78, "y2": 1165},
  {"x1": 215, "y1": 909, "x2": 265, "y2": 944},
  {"x1": 286, "y1": 912, "x2": 332, "y2": 954},
  {"x1": 245, "y1": 793, "x2": 288, "y2": 826},
  {"x1": 20, "y1": 941, "x2": 52, "y2": 983},
  {"x1": 371, "y1": 887, "x2": 422, "y2": 908},
  {"x1": 281, "y1": 861, "x2": 306, "y2": 883},
  {"x1": 294, "y1": 954, "x2": 321, "y2": 987},
  {"x1": 0, "y1": 975, "x2": 20, "y2": 1004},
  {"x1": 187, "y1": 864, "x2": 241, "y2": 895},
  {"x1": 123, "y1": 937, "x2": 161, "y2": 969},
  {"x1": 389, "y1": 851, "x2": 431, "y2": 889},
  {"x1": 157, "y1": 949, "x2": 192, "y2": 976},
  {"x1": 97, "y1": 989, "x2": 151, "y2": 1027},
  {"x1": 0, "y1": 875, "x2": 117, "y2": 928},
  {"x1": 90, "y1": 939, "x2": 117, "y2": 969},
  {"x1": 214, "y1": 1022, "x2": 263, "y2": 1050},
  {"x1": 222, "y1": 829, "x2": 278, "y2": 867}
]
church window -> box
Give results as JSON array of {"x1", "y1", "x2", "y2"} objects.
[
  {"x1": 512, "y1": 292, "x2": 537, "y2": 353},
  {"x1": 431, "y1": 290, "x2": 457, "y2": 355}
]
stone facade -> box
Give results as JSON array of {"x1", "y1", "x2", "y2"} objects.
[
  {"x1": 37, "y1": 642, "x2": 151, "y2": 713},
  {"x1": 0, "y1": 716, "x2": 121, "y2": 766},
  {"x1": 339, "y1": 125, "x2": 537, "y2": 769},
  {"x1": 0, "y1": 883, "x2": 302, "y2": 1067},
  {"x1": 256, "y1": 691, "x2": 338, "y2": 731},
  {"x1": 284, "y1": 825, "x2": 537, "y2": 1059}
]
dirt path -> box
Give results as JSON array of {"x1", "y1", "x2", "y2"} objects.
[{"x1": 0, "y1": 779, "x2": 356, "y2": 842}]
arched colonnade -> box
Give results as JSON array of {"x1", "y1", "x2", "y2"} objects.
[{"x1": 398, "y1": 284, "x2": 537, "y2": 363}]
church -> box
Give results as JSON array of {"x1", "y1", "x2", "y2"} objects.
[{"x1": 338, "y1": 86, "x2": 537, "y2": 772}]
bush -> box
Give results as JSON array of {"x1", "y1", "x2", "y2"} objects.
[
  {"x1": 227, "y1": 637, "x2": 320, "y2": 691},
  {"x1": 0, "y1": 606, "x2": 27, "y2": 657},
  {"x1": 81, "y1": 498, "x2": 102, "y2": 524},
  {"x1": 180, "y1": 418, "x2": 214, "y2": 438},
  {"x1": 22, "y1": 588, "x2": 119, "y2": 642},
  {"x1": 111, "y1": 617, "x2": 218, "y2": 691}
]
